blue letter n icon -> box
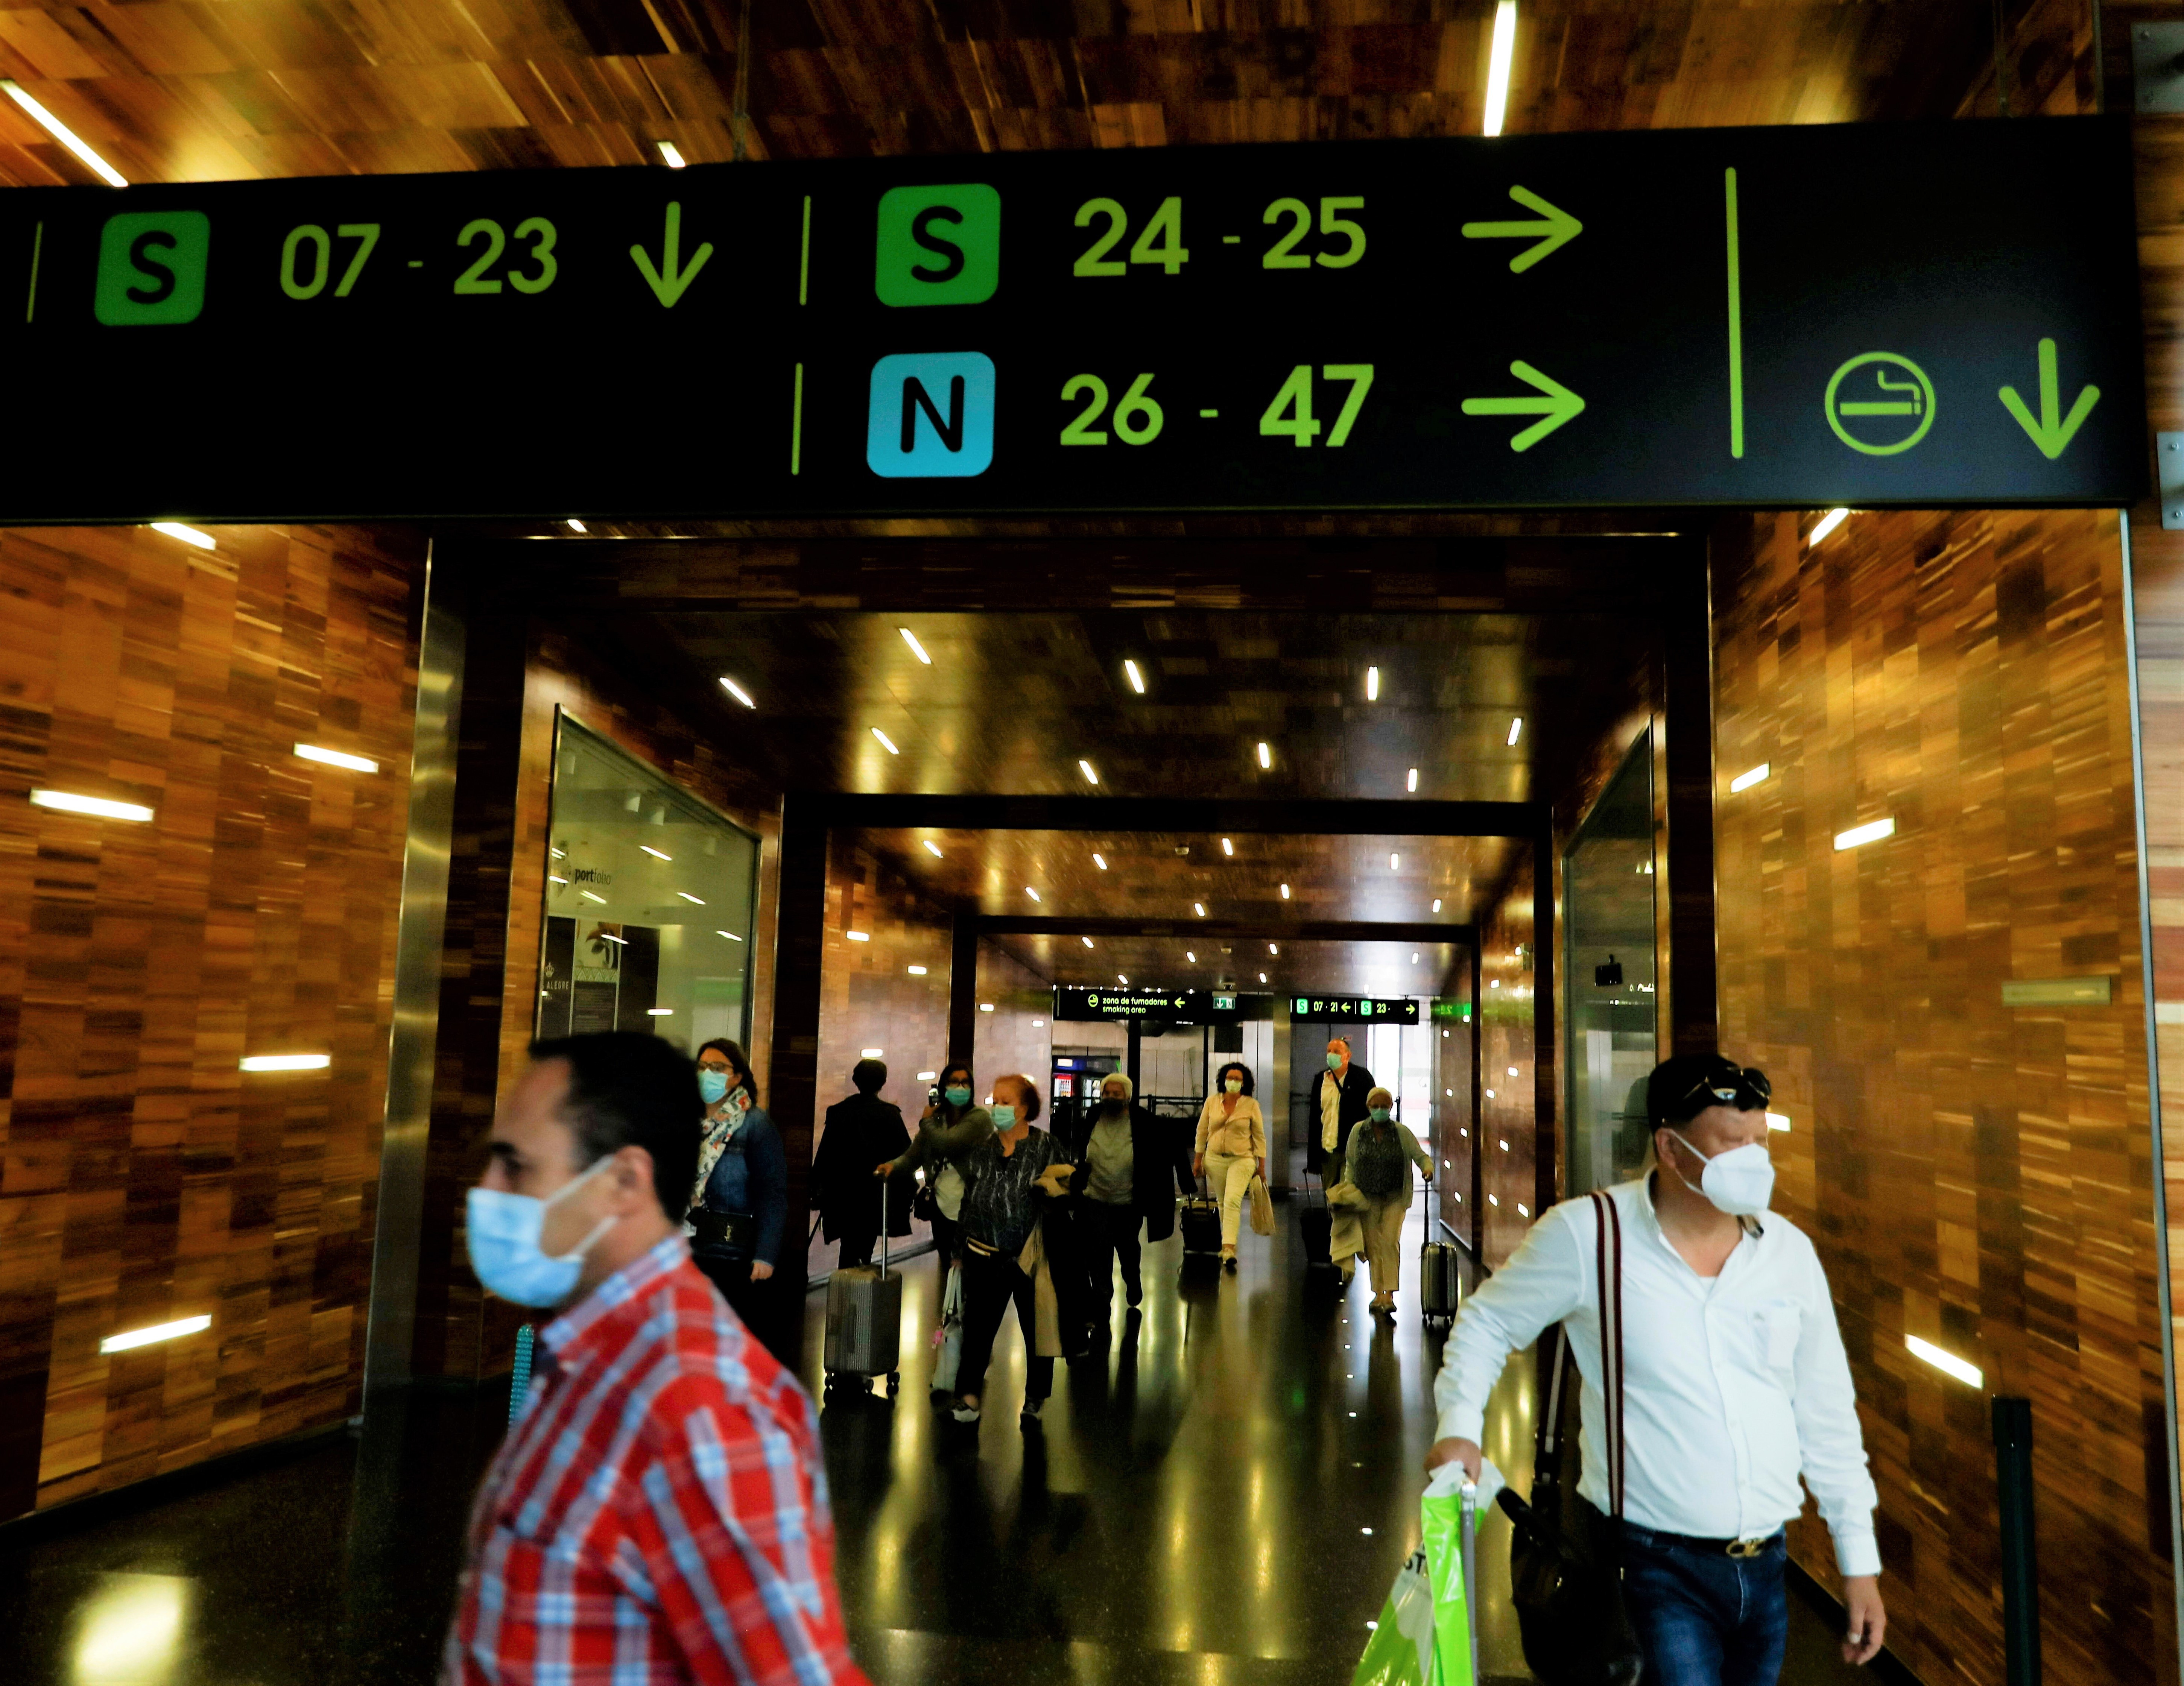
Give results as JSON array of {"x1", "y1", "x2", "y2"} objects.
[{"x1": 867, "y1": 352, "x2": 995, "y2": 477}]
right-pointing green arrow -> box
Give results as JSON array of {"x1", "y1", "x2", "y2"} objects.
[
  {"x1": 1998, "y1": 338, "x2": 2099, "y2": 460},
  {"x1": 1460, "y1": 186, "x2": 1584, "y2": 273},
  {"x1": 1462, "y1": 361, "x2": 1587, "y2": 452}
]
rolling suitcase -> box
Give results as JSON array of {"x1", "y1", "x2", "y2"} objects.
[
  {"x1": 1299, "y1": 1171, "x2": 1334, "y2": 1269},
  {"x1": 823, "y1": 1186, "x2": 901, "y2": 1397},
  {"x1": 1420, "y1": 1181, "x2": 1459, "y2": 1328},
  {"x1": 1179, "y1": 1181, "x2": 1223, "y2": 1255}
]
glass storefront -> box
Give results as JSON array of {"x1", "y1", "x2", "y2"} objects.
[
  {"x1": 1563, "y1": 737, "x2": 1658, "y2": 1194},
  {"x1": 535, "y1": 711, "x2": 758, "y2": 1053}
]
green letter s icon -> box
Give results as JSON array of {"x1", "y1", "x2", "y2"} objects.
[
  {"x1": 875, "y1": 185, "x2": 999, "y2": 307},
  {"x1": 95, "y1": 211, "x2": 210, "y2": 326}
]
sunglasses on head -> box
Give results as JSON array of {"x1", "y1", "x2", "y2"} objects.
[{"x1": 1666, "y1": 1063, "x2": 1772, "y2": 1117}]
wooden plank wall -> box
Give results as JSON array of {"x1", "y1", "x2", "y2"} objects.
[
  {"x1": 410, "y1": 608, "x2": 784, "y2": 1383},
  {"x1": 0, "y1": 522, "x2": 422, "y2": 1521},
  {"x1": 1711, "y1": 506, "x2": 2175, "y2": 1686}
]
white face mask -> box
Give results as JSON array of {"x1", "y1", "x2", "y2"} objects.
[{"x1": 1667, "y1": 1129, "x2": 1775, "y2": 1217}]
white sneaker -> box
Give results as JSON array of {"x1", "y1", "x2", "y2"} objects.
[{"x1": 951, "y1": 1399, "x2": 981, "y2": 1423}]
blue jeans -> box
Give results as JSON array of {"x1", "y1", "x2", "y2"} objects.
[{"x1": 1620, "y1": 1523, "x2": 1789, "y2": 1686}]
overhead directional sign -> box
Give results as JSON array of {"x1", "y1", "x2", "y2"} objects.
[
  {"x1": 0, "y1": 117, "x2": 2141, "y2": 523},
  {"x1": 1055, "y1": 986, "x2": 1215, "y2": 1023},
  {"x1": 1293, "y1": 996, "x2": 1421, "y2": 1025}
]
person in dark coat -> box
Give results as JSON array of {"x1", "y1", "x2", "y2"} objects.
[
  {"x1": 812, "y1": 1058, "x2": 912, "y2": 1269},
  {"x1": 1065, "y1": 1071, "x2": 1195, "y2": 1327},
  {"x1": 1307, "y1": 1036, "x2": 1377, "y2": 1186}
]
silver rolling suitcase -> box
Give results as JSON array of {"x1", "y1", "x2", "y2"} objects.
[
  {"x1": 823, "y1": 1186, "x2": 901, "y2": 1398},
  {"x1": 1420, "y1": 1180, "x2": 1459, "y2": 1328}
]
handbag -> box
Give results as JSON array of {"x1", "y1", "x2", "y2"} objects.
[
  {"x1": 1494, "y1": 1189, "x2": 1643, "y2": 1685},
  {"x1": 930, "y1": 1261, "x2": 964, "y2": 1392},
  {"x1": 1247, "y1": 1174, "x2": 1275, "y2": 1237}
]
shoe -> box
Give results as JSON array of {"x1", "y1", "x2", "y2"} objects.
[
  {"x1": 1223, "y1": 1255, "x2": 1238, "y2": 1274},
  {"x1": 1125, "y1": 1283, "x2": 1143, "y2": 1309},
  {"x1": 1020, "y1": 1399, "x2": 1044, "y2": 1424},
  {"x1": 951, "y1": 1397, "x2": 982, "y2": 1423}
]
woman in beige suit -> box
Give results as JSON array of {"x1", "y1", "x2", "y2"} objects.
[{"x1": 1192, "y1": 1062, "x2": 1268, "y2": 1273}]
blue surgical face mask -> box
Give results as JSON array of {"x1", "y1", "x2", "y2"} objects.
[
  {"x1": 698, "y1": 1068, "x2": 730, "y2": 1105},
  {"x1": 990, "y1": 1104, "x2": 1017, "y2": 1130},
  {"x1": 1369, "y1": 1106, "x2": 1393, "y2": 1124},
  {"x1": 944, "y1": 1085, "x2": 973, "y2": 1108},
  {"x1": 465, "y1": 1157, "x2": 618, "y2": 1309}
]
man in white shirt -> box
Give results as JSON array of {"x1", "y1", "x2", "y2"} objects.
[{"x1": 1425, "y1": 1053, "x2": 1887, "y2": 1684}]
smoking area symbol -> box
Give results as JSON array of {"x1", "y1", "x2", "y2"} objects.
[{"x1": 1824, "y1": 353, "x2": 1936, "y2": 456}]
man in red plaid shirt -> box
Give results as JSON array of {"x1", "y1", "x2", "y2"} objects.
[{"x1": 443, "y1": 1032, "x2": 870, "y2": 1686}]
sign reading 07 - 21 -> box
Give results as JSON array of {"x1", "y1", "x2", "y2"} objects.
[{"x1": 0, "y1": 118, "x2": 2143, "y2": 523}]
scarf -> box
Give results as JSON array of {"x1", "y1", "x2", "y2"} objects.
[{"x1": 688, "y1": 1103, "x2": 746, "y2": 1218}]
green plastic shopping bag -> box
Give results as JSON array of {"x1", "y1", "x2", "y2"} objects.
[
  {"x1": 1351, "y1": 1548, "x2": 1436, "y2": 1686},
  {"x1": 1351, "y1": 1469, "x2": 1479, "y2": 1686}
]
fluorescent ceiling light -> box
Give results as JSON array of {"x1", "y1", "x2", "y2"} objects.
[
  {"x1": 1508, "y1": 1066, "x2": 1520, "y2": 1076},
  {"x1": 924, "y1": 840, "x2": 943, "y2": 858},
  {"x1": 1517, "y1": 1203, "x2": 1529, "y2": 1217},
  {"x1": 1905, "y1": 1334, "x2": 1982, "y2": 1388},
  {"x1": 1193, "y1": 902, "x2": 1207, "y2": 917},
  {"x1": 1093, "y1": 853, "x2": 1108, "y2": 869},
  {"x1": 845, "y1": 930, "x2": 870, "y2": 942},
  {"x1": 1221, "y1": 837, "x2": 1234, "y2": 856},
  {"x1": 917, "y1": 1070, "x2": 938, "y2": 1081},
  {"x1": 1257, "y1": 742, "x2": 1272, "y2": 769},
  {"x1": 1118, "y1": 974, "x2": 1129, "y2": 984},
  {"x1": 1082, "y1": 936, "x2": 1095, "y2": 948},
  {"x1": 1730, "y1": 762, "x2": 1771, "y2": 793},
  {"x1": 1032, "y1": 1018, "x2": 1045, "y2": 1027},
  {"x1": 1482, "y1": 0, "x2": 1517, "y2": 137},
  {"x1": 639, "y1": 845, "x2": 672, "y2": 861},
  {"x1": 1809, "y1": 507, "x2": 1850, "y2": 547},
  {"x1": 240, "y1": 1053, "x2": 329, "y2": 1072},
  {"x1": 1079, "y1": 759, "x2": 1099, "y2": 785},
  {"x1": 1269, "y1": 943, "x2": 1279, "y2": 955},
  {"x1": 719, "y1": 677, "x2": 755, "y2": 708},
  {"x1": 1280, "y1": 883, "x2": 1291, "y2": 899},
  {"x1": 658, "y1": 140, "x2": 687, "y2": 168},
  {"x1": 150, "y1": 521, "x2": 215, "y2": 551},
  {"x1": 907, "y1": 965, "x2": 927, "y2": 975},
  {"x1": 676, "y1": 892, "x2": 704, "y2": 904},
  {"x1": 1767, "y1": 1112, "x2": 1791, "y2": 1132},
  {"x1": 872, "y1": 728, "x2": 899, "y2": 755},
  {"x1": 1124, "y1": 659, "x2": 1145, "y2": 694},
  {"x1": 1412, "y1": 952, "x2": 1420, "y2": 963},
  {"x1": 1834, "y1": 817, "x2": 1895, "y2": 851},
  {"x1": 716, "y1": 930, "x2": 742, "y2": 941},
  {"x1": 900, "y1": 627, "x2": 932, "y2": 664},
  {"x1": 100, "y1": 1314, "x2": 210, "y2": 1355},
  {"x1": 862, "y1": 1046, "x2": 884, "y2": 1058},
  {"x1": 294, "y1": 743, "x2": 378, "y2": 774},
  {"x1": 1186, "y1": 951, "x2": 1196, "y2": 961},
  {"x1": 579, "y1": 890, "x2": 606, "y2": 904},
  {"x1": 1025, "y1": 886, "x2": 1041, "y2": 901},
  {"x1": 1390, "y1": 852, "x2": 1401, "y2": 870},
  {"x1": 1406, "y1": 768, "x2": 1418, "y2": 792},
  {"x1": 596, "y1": 932, "x2": 627, "y2": 945},
  {"x1": 979, "y1": 1002, "x2": 995, "y2": 1012},
  {"x1": 1260, "y1": 972, "x2": 1268, "y2": 983},
  {"x1": 1432, "y1": 899, "x2": 1442, "y2": 913},
  {"x1": 647, "y1": 1007, "x2": 673, "y2": 1016},
  {"x1": 1507, "y1": 716, "x2": 1523, "y2": 746},
  {"x1": 30, "y1": 789, "x2": 152, "y2": 822},
  {"x1": 4, "y1": 80, "x2": 126, "y2": 186},
  {"x1": 1367, "y1": 666, "x2": 1380, "y2": 701},
  {"x1": 567, "y1": 518, "x2": 586, "y2": 533}
]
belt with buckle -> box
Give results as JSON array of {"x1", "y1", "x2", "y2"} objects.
[
  {"x1": 1725, "y1": 1537, "x2": 1771, "y2": 1559},
  {"x1": 1631, "y1": 1523, "x2": 1778, "y2": 1558}
]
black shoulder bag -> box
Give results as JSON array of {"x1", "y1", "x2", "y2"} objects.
[{"x1": 1494, "y1": 1189, "x2": 1644, "y2": 1686}]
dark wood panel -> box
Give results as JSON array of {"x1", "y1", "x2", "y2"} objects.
[
  {"x1": 1478, "y1": 853, "x2": 1538, "y2": 1270},
  {"x1": 1712, "y1": 504, "x2": 2171, "y2": 1686},
  {"x1": 0, "y1": 521, "x2": 422, "y2": 1517}
]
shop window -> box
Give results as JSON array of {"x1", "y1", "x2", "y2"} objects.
[{"x1": 536, "y1": 711, "x2": 758, "y2": 1053}]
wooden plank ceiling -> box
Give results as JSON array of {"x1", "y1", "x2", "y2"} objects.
[{"x1": 0, "y1": 0, "x2": 2012, "y2": 189}]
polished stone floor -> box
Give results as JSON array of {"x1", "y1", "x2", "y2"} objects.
[{"x1": 0, "y1": 1197, "x2": 1886, "y2": 1685}]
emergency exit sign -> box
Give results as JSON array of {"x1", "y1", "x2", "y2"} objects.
[{"x1": 0, "y1": 117, "x2": 2141, "y2": 523}]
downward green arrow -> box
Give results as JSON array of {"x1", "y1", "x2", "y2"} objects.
[
  {"x1": 630, "y1": 201, "x2": 714, "y2": 307},
  {"x1": 1462, "y1": 361, "x2": 1587, "y2": 451},
  {"x1": 1461, "y1": 186, "x2": 1584, "y2": 273},
  {"x1": 1998, "y1": 338, "x2": 2099, "y2": 460}
]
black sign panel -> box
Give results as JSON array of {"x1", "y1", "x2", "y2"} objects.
[
  {"x1": 1293, "y1": 995, "x2": 1421, "y2": 1024},
  {"x1": 1055, "y1": 986, "x2": 1214, "y2": 1022},
  {"x1": 0, "y1": 118, "x2": 2139, "y2": 523}
]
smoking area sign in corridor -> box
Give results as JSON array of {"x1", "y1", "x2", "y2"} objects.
[{"x1": 0, "y1": 117, "x2": 2143, "y2": 522}]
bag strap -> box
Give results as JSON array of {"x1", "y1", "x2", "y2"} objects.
[{"x1": 1588, "y1": 1189, "x2": 1627, "y2": 1519}]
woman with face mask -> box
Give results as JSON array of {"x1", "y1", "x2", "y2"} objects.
[
  {"x1": 876, "y1": 1060, "x2": 994, "y2": 1265},
  {"x1": 1192, "y1": 1062, "x2": 1268, "y2": 1273},
  {"x1": 1346, "y1": 1086, "x2": 1433, "y2": 1317},
  {"x1": 951, "y1": 1074, "x2": 1075, "y2": 1427},
  {"x1": 687, "y1": 1039, "x2": 787, "y2": 1328}
]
